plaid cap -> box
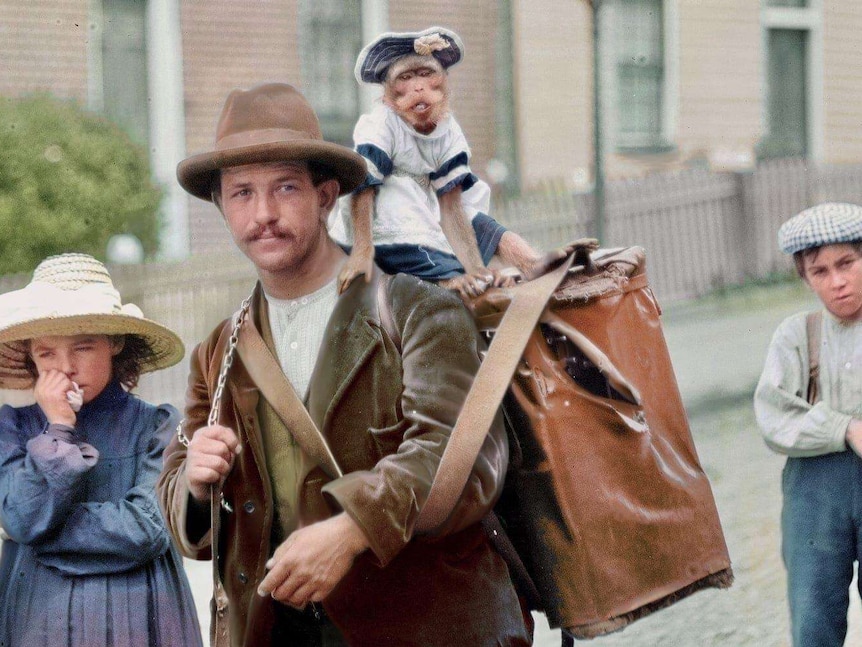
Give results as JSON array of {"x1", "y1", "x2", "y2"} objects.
[
  {"x1": 355, "y1": 26, "x2": 464, "y2": 84},
  {"x1": 778, "y1": 202, "x2": 862, "y2": 254}
]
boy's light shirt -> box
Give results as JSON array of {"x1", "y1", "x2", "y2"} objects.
[{"x1": 755, "y1": 309, "x2": 862, "y2": 457}]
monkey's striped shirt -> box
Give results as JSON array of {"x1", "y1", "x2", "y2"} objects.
[{"x1": 331, "y1": 103, "x2": 493, "y2": 258}]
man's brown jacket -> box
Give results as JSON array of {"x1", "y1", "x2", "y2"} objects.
[{"x1": 157, "y1": 268, "x2": 531, "y2": 647}]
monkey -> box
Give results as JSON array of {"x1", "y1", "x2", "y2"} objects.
[{"x1": 333, "y1": 27, "x2": 573, "y2": 299}]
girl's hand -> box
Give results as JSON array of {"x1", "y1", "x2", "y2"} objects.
[{"x1": 34, "y1": 369, "x2": 77, "y2": 427}]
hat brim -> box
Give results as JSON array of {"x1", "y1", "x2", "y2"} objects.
[
  {"x1": 0, "y1": 313, "x2": 185, "y2": 390},
  {"x1": 178, "y1": 140, "x2": 368, "y2": 202}
]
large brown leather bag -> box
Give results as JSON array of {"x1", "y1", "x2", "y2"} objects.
[{"x1": 462, "y1": 246, "x2": 733, "y2": 639}]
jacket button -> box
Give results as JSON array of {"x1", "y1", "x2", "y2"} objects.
[
  {"x1": 243, "y1": 500, "x2": 255, "y2": 514},
  {"x1": 238, "y1": 572, "x2": 248, "y2": 584}
]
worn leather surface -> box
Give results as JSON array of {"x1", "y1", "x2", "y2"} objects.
[{"x1": 471, "y1": 246, "x2": 733, "y2": 637}]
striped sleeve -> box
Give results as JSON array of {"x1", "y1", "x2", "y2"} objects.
[
  {"x1": 431, "y1": 118, "x2": 478, "y2": 196},
  {"x1": 352, "y1": 111, "x2": 395, "y2": 193},
  {"x1": 430, "y1": 152, "x2": 478, "y2": 196}
]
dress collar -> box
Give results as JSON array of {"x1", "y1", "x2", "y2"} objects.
[{"x1": 78, "y1": 379, "x2": 128, "y2": 418}]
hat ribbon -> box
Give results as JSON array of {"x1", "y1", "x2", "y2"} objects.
[
  {"x1": 414, "y1": 33, "x2": 450, "y2": 57},
  {"x1": 215, "y1": 127, "x2": 317, "y2": 152}
]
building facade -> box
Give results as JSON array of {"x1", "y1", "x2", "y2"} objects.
[{"x1": 3, "y1": 0, "x2": 861, "y2": 255}]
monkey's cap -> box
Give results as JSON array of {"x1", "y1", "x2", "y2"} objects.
[{"x1": 355, "y1": 26, "x2": 464, "y2": 84}]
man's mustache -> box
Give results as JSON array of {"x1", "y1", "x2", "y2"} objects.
[{"x1": 246, "y1": 226, "x2": 290, "y2": 242}]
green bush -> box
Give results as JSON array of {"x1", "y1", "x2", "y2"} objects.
[{"x1": 0, "y1": 94, "x2": 162, "y2": 275}]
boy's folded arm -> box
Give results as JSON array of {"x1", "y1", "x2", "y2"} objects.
[{"x1": 755, "y1": 320, "x2": 851, "y2": 457}]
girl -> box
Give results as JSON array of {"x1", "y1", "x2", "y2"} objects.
[{"x1": 0, "y1": 253, "x2": 203, "y2": 647}]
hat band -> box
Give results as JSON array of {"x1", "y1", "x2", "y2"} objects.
[{"x1": 215, "y1": 127, "x2": 320, "y2": 152}]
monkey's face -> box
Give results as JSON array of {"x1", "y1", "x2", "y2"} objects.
[{"x1": 385, "y1": 65, "x2": 449, "y2": 135}]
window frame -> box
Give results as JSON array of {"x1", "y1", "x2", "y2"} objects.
[
  {"x1": 602, "y1": 0, "x2": 678, "y2": 155},
  {"x1": 760, "y1": 0, "x2": 823, "y2": 161},
  {"x1": 297, "y1": 0, "x2": 363, "y2": 148},
  {"x1": 86, "y1": 0, "x2": 189, "y2": 259}
]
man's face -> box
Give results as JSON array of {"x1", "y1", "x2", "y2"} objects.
[
  {"x1": 30, "y1": 334, "x2": 121, "y2": 404},
  {"x1": 219, "y1": 162, "x2": 338, "y2": 275},
  {"x1": 802, "y1": 243, "x2": 862, "y2": 322},
  {"x1": 385, "y1": 64, "x2": 448, "y2": 135}
]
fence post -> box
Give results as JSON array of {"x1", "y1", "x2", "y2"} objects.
[{"x1": 734, "y1": 170, "x2": 758, "y2": 279}]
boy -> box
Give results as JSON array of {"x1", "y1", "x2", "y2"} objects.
[{"x1": 754, "y1": 202, "x2": 862, "y2": 647}]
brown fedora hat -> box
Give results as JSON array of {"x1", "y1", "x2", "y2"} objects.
[{"x1": 177, "y1": 83, "x2": 367, "y2": 201}]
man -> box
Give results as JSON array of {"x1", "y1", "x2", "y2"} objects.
[{"x1": 157, "y1": 83, "x2": 531, "y2": 647}]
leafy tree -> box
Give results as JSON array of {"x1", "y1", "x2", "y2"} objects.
[{"x1": 0, "y1": 94, "x2": 162, "y2": 274}]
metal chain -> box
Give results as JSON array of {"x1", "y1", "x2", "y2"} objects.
[{"x1": 176, "y1": 294, "x2": 253, "y2": 447}]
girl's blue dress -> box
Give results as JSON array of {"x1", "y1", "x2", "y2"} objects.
[{"x1": 0, "y1": 380, "x2": 202, "y2": 647}]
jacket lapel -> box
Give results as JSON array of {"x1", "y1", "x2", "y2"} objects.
[{"x1": 307, "y1": 268, "x2": 384, "y2": 433}]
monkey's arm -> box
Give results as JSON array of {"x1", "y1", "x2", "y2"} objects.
[
  {"x1": 338, "y1": 188, "x2": 376, "y2": 294},
  {"x1": 438, "y1": 187, "x2": 514, "y2": 298},
  {"x1": 438, "y1": 187, "x2": 486, "y2": 275}
]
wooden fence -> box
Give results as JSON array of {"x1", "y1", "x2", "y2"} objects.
[
  {"x1": 3, "y1": 158, "x2": 862, "y2": 409},
  {"x1": 495, "y1": 158, "x2": 862, "y2": 301}
]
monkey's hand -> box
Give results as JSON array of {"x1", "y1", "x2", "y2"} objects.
[
  {"x1": 338, "y1": 247, "x2": 375, "y2": 294},
  {"x1": 523, "y1": 237, "x2": 600, "y2": 281},
  {"x1": 439, "y1": 269, "x2": 494, "y2": 299}
]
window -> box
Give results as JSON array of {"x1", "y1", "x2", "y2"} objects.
[
  {"x1": 759, "y1": 0, "x2": 819, "y2": 160},
  {"x1": 101, "y1": 0, "x2": 149, "y2": 146},
  {"x1": 612, "y1": 0, "x2": 669, "y2": 151},
  {"x1": 298, "y1": 0, "x2": 362, "y2": 147},
  {"x1": 761, "y1": 29, "x2": 807, "y2": 158}
]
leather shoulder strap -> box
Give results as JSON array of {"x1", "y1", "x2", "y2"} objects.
[
  {"x1": 377, "y1": 273, "x2": 401, "y2": 352},
  {"x1": 806, "y1": 310, "x2": 822, "y2": 406},
  {"x1": 236, "y1": 318, "x2": 343, "y2": 480},
  {"x1": 416, "y1": 253, "x2": 576, "y2": 531}
]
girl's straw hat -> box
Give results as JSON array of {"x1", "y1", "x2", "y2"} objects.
[{"x1": 0, "y1": 253, "x2": 184, "y2": 389}]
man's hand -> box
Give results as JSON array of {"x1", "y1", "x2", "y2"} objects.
[
  {"x1": 184, "y1": 424, "x2": 241, "y2": 502},
  {"x1": 34, "y1": 369, "x2": 77, "y2": 427},
  {"x1": 846, "y1": 419, "x2": 862, "y2": 457},
  {"x1": 257, "y1": 512, "x2": 370, "y2": 607}
]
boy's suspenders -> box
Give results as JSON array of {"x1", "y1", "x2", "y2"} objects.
[{"x1": 806, "y1": 310, "x2": 822, "y2": 406}]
